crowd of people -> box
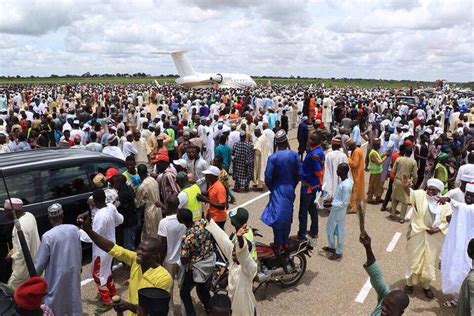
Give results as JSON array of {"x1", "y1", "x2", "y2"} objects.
[{"x1": 0, "y1": 82, "x2": 473, "y2": 315}]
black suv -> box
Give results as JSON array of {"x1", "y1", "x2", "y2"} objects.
[{"x1": 0, "y1": 148, "x2": 125, "y2": 282}]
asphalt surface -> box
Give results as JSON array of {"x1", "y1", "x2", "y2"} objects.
[{"x1": 81, "y1": 129, "x2": 456, "y2": 315}]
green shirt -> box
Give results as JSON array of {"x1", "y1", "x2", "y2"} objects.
[
  {"x1": 165, "y1": 128, "x2": 175, "y2": 151},
  {"x1": 456, "y1": 269, "x2": 474, "y2": 316},
  {"x1": 365, "y1": 261, "x2": 390, "y2": 316}
]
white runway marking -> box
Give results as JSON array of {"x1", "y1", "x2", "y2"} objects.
[
  {"x1": 81, "y1": 278, "x2": 93, "y2": 287},
  {"x1": 81, "y1": 262, "x2": 123, "y2": 287},
  {"x1": 355, "y1": 278, "x2": 372, "y2": 303},
  {"x1": 228, "y1": 191, "x2": 270, "y2": 213},
  {"x1": 386, "y1": 232, "x2": 402, "y2": 253}
]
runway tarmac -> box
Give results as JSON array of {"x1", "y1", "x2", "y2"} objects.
[{"x1": 80, "y1": 129, "x2": 455, "y2": 315}]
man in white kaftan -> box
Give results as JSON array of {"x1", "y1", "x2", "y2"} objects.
[
  {"x1": 323, "y1": 137, "x2": 350, "y2": 201},
  {"x1": 253, "y1": 129, "x2": 270, "y2": 190},
  {"x1": 205, "y1": 211, "x2": 257, "y2": 315},
  {"x1": 322, "y1": 95, "x2": 335, "y2": 132},
  {"x1": 80, "y1": 189, "x2": 123, "y2": 305},
  {"x1": 35, "y1": 203, "x2": 82, "y2": 315},
  {"x1": 2, "y1": 198, "x2": 40, "y2": 292},
  {"x1": 440, "y1": 184, "x2": 474, "y2": 300}
]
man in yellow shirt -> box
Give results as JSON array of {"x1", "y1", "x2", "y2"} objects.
[{"x1": 77, "y1": 212, "x2": 172, "y2": 315}]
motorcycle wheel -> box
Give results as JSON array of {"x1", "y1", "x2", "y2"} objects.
[{"x1": 279, "y1": 253, "x2": 307, "y2": 287}]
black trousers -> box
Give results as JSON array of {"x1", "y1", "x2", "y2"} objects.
[
  {"x1": 180, "y1": 270, "x2": 211, "y2": 316},
  {"x1": 382, "y1": 178, "x2": 394, "y2": 209}
]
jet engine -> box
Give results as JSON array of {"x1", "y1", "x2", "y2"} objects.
[{"x1": 209, "y1": 73, "x2": 223, "y2": 83}]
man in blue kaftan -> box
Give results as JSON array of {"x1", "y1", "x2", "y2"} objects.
[{"x1": 260, "y1": 130, "x2": 303, "y2": 251}]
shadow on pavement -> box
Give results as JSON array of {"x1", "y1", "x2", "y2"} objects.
[{"x1": 255, "y1": 270, "x2": 319, "y2": 302}]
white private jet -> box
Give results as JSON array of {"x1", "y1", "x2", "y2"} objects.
[{"x1": 153, "y1": 50, "x2": 257, "y2": 89}]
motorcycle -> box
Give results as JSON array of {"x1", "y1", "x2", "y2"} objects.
[{"x1": 211, "y1": 228, "x2": 313, "y2": 297}]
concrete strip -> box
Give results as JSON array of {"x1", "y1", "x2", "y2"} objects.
[
  {"x1": 386, "y1": 232, "x2": 402, "y2": 253},
  {"x1": 355, "y1": 278, "x2": 372, "y2": 304},
  {"x1": 81, "y1": 262, "x2": 123, "y2": 287},
  {"x1": 228, "y1": 191, "x2": 270, "y2": 213}
]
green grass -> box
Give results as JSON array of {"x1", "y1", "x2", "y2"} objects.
[{"x1": 0, "y1": 76, "x2": 472, "y2": 89}]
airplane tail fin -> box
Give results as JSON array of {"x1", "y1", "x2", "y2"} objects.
[{"x1": 153, "y1": 50, "x2": 196, "y2": 77}]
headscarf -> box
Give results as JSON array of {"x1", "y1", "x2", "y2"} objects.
[{"x1": 426, "y1": 178, "x2": 444, "y2": 228}]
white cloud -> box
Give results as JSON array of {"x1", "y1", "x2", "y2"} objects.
[
  {"x1": 0, "y1": 0, "x2": 78, "y2": 35},
  {"x1": 0, "y1": 0, "x2": 472, "y2": 82}
]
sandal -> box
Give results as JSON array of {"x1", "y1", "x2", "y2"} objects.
[
  {"x1": 404, "y1": 285, "x2": 414, "y2": 294},
  {"x1": 399, "y1": 219, "x2": 405, "y2": 224},
  {"x1": 328, "y1": 253, "x2": 342, "y2": 260},
  {"x1": 443, "y1": 299, "x2": 458, "y2": 307}
]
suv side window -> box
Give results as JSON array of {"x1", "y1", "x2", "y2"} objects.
[
  {"x1": 88, "y1": 161, "x2": 126, "y2": 181},
  {"x1": 0, "y1": 171, "x2": 42, "y2": 205},
  {"x1": 42, "y1": 165, "x2": 91, "y2": 201}
]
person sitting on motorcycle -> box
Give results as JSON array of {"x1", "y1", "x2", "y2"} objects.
[{"x1": 204, "y1": 207, "x2": 258, "y2": 316}]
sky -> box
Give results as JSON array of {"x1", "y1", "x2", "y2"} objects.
[{"x1": 0, "y1": 0, "x2": 472, "y2": 82}]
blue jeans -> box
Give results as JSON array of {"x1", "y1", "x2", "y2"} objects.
[
  {"x1": 298, "y1": 191, "x2": 318, "y2": 239},
  {"x1": 123, "y1": 225, "x2": 137, "y2": 250}
]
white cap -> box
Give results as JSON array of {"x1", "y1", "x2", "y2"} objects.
[
  {"x1": 202, "y1": 165, "x2": 220, "y2": 177},
  {"x1": 173, "y1": 159, "x2": 187, "y2": 169},
  {"x1": 427, "y1": 178, "x2": 444, "y2": 192},
  {"x1": 82, "y1": 123, "x2": 91, "y2": 131},
  {"x1": 466, "y1": 183, "x2": 474, "y2": 193},
  {"x1": 461, "y1": 174, "x2": 474, "y2": 182},
  {"x1": 48, "y1": 203, "x2": 63, "y2": 217}
]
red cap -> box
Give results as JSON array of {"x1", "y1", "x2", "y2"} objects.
[
  {"x1": 403, "y1": 139, "x2": 413, "y2": 147},
  {"x1": 105, "y1": 167, "x2": 120, "y2": 180},
  {"x1": 14, "y1": 276, "x2": 48, "y2": 310}
]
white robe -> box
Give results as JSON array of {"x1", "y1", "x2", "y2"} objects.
[
  {"x1": 263, "y1": 128, "x2": 275, "y2": 154},
  {"x1": 35, "y1": 224, "x2": 82, "y2": 315},
  {"x1": 254, "y1": 134, "x2": 270, "y2": 183},
  {"x1": 8, "y1": 212, "x2": 40, "y2": 289},
  {"x1": 322, "y1": 97, "x2": 334, "y2": 123},
  {"x1": 323, "y1": 149, "x2": 350, "y2": 199},
  {"x1": 206, "y1": 220, "x2": 257, "y2": 316},
  {"x1": 441, "y1": 201, "x2": 474, "y2": 294},
  {"x1": 80, "y1": 204, "x2": 123, "y2": 285}
]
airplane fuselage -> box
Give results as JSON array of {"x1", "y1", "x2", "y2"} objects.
[{"x1": 176, "y1": 73, "x2": 257, "y2": 89}]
